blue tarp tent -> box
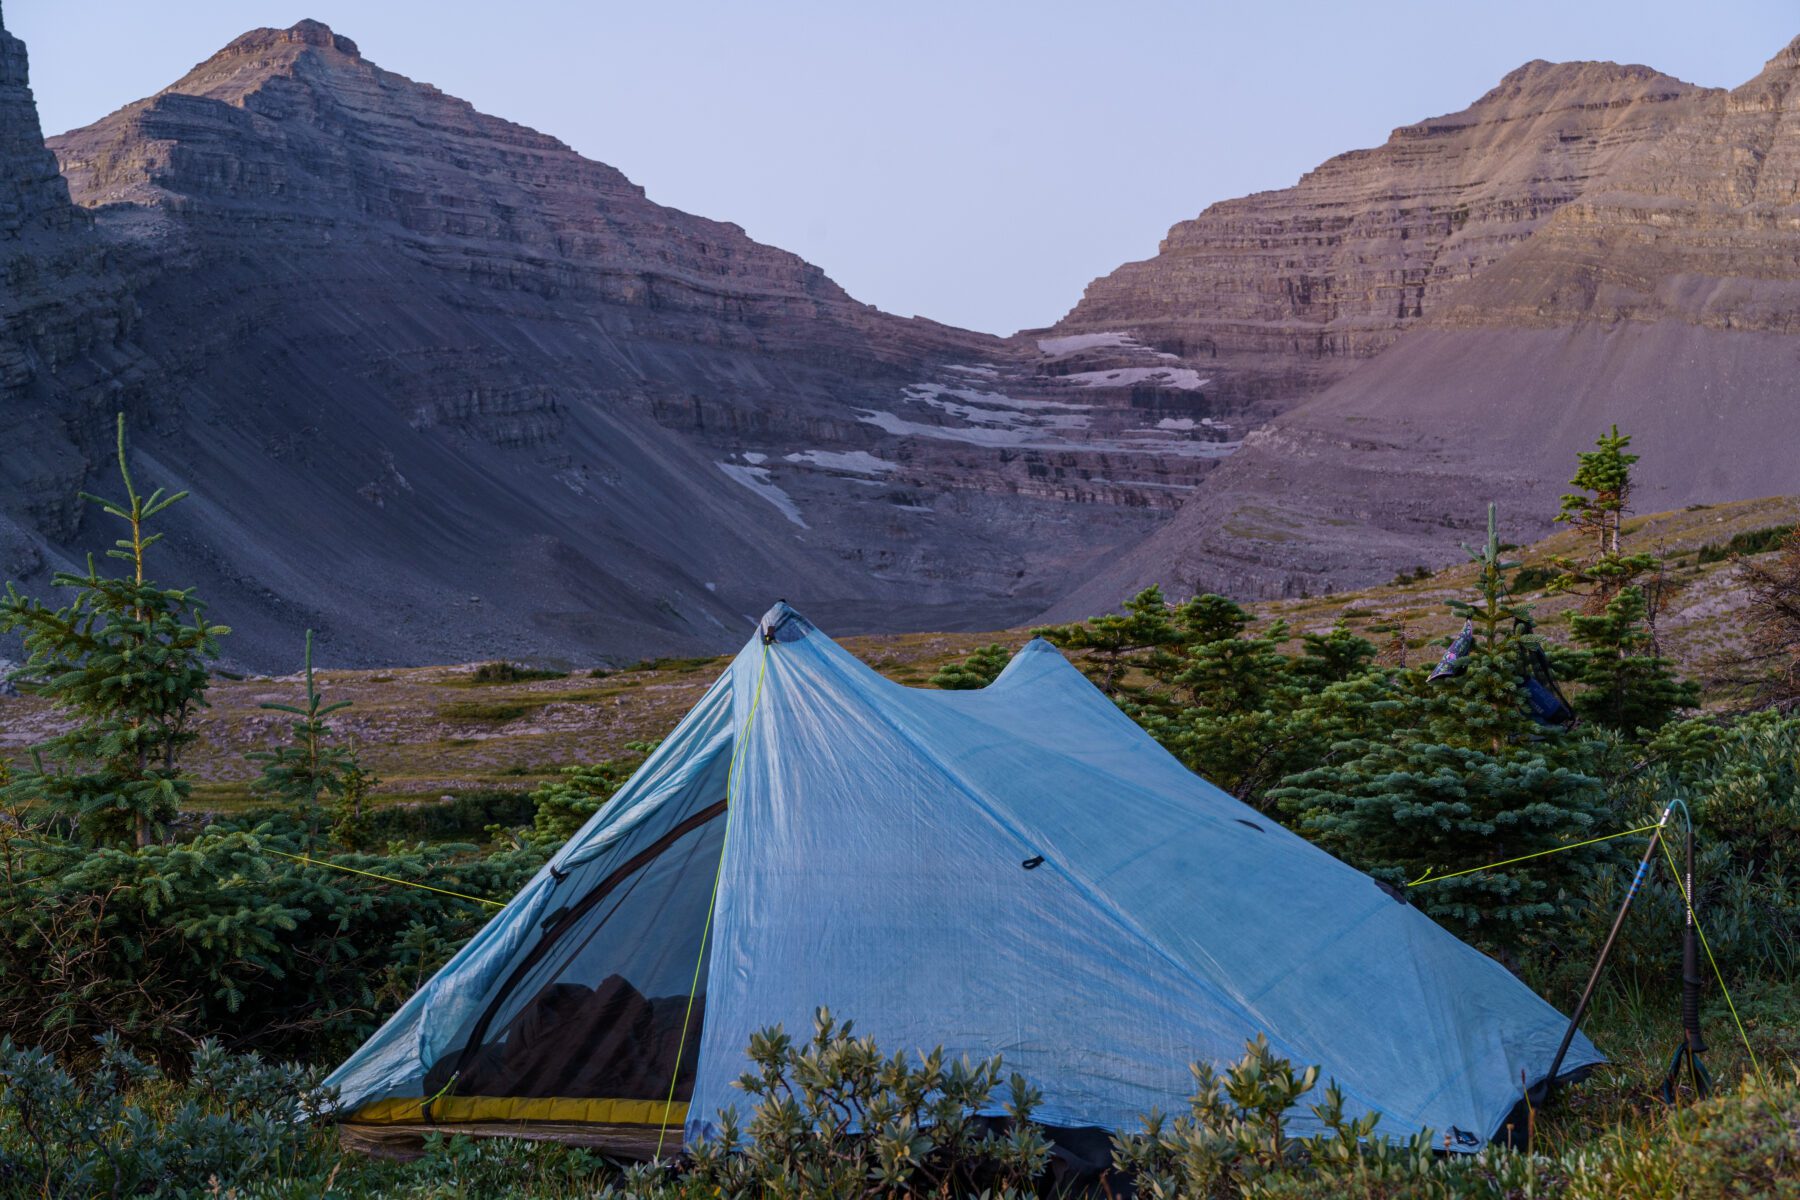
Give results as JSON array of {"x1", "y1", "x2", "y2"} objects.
[{"x1": 329, "y1": 602, "x2": 1601, "y2": 1156}]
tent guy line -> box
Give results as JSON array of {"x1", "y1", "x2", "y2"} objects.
[
  {"x1": 1654, "y1": 832, "x2": 1766, "y2": 1092},
  {"x1": 657, "y1": 634, "x2": 774, "y2": 1157},
  {"x1": 1407, "y1": 823, "x2": 1664, "y2": 887},
  {"x1": 262, "y1": 847, "x2": 505, "y2": 908}
]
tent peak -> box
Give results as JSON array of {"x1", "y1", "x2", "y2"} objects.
[{"x1": 757, "y1": 601, "x2": 814, "y2": 644}]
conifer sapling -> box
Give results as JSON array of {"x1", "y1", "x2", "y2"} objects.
[
  {"x1": 0, "y1": 415, "x2": 226, "y2": 846},
  {"x1": 247, "y1": 629, "x2": 361, "y2": 845}
]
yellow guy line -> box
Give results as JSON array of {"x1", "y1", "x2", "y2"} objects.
[
  {"x1": 1408, "y1": 823, "x2": 1662, "y2": 887},
  {"x1": 264, "y1": 846, "x2": 503, "y2": 908},
  {"x1": 656, "y1": 637, "x2": 773, "y2": 1158},
  {"x1": 1654, "y1": 834, "x2": 1768, "y2": 1091}
]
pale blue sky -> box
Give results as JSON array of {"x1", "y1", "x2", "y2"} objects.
[{"x1": 10, "y1": 1, "x2": 1796, "y2": 334}]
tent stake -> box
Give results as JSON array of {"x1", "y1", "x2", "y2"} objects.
[{"x1": 1540, "y1": 803, "x2": 1673, "y2": 1099}]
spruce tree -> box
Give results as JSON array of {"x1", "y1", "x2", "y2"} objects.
[
  {"x1": 0, "y1": 416, "x2": 226, "y2": 846},
  {"x1": 1540, "y1": 426, "x2": 1691, "y2": 732},
  {"x1": 530, "y1": 741, "x2": 658, "y2": 845},
  {"x1": 1292, "y1": 623, "x2": 1379, "y2": 688},
  {"x1": 247, "y1": 629, "x2": 359, "y2": 844},
  {"x1": 1168, "y1": 596, "x2": 1290, "y2": 715},
  {"x1": 930, "y1": 644, "x2": 1012, "y2": 690},
  {"x1": 1273, "y1": 506, "x2": 1609, "y2": 952},
  {"x1": 1565, "y1": 587, "x2": 1697, "y2": 733},
  {"x1": 1034, "y1": 586, "x2": 1184, "y2": 696},
  {"x1": 328, "y1": 760, "x2": 377, "y2": 850},
  {"x1": 1549, "y1": 425, "x2": 1656, "y2": 611}
]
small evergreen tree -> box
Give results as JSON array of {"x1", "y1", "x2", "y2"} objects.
[
  {"x1": 530, "y1": 742, "x2": 658, "y2": 845},
  {"x1": 1169, "y1": 597, "x2": 1289, "y2": 715},
  {"x1": 1273, "y1": 506, "x2": 1610, "y2": 952},
  {"x1": 1034, "y1": 586, "x2": 1185, "y2": 696},
  {"x1": 247, "y1": 629, "x2": 358, "y2": 843},
  {"x1": 1293, "y1": 623, "x2": 1379, "y2": 688},
  {"x1": 1440, "y1": 505, "x2": 1544, "y2": 751},
  {"x1": 1565, "y1": 586, "x2": 1697, "y2": 733},
  {"x1": 930, "y1": 644, "x2": 1012, "y2": 690},
  {"x1": 329, "y1": 760, "x2": 377, "y2": 850},
  {"x1": 0, "y1": 416, "x2": 226, "y2": 846},
  {"x1": 1549, "y1": 425, "x2": 1657, "y2": 611}
]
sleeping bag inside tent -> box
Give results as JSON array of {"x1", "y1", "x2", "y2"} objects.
[{"x1": 327, "y1": 602, "x2": 1602, "y2": 1157}]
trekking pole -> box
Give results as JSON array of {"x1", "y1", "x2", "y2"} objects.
[
  {"x1": 1540, "y1": 800, "x2": 1675, "y2": 1099},
  {"x1": 1658, "y1": 799, "x2": 1711, "y2": 1103}
]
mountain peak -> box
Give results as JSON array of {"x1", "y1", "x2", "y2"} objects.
[
  {"x1": 0, "y1": 7, "x2": 77, "y2": 233},
  {"x1": 1471, "y1": 57, "x2": 1691, "y2": 109},
  {"x1": 1763, "y1": 31, "x2": 1800, "y2": 71},
  {"x1": 219, "y1": 18, "x2": 360, "y2": 60}
]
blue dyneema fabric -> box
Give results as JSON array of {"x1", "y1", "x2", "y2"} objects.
[{"x1": 326, "y1": 602, "x2": 1602, "y2": 1150}]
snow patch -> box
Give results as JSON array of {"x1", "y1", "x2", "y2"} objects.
[
  {"x1": 904, "y1": 382, "x2": 1088, "y2": 412},
  {"x1": 1063, "y1": 367, "x2": 1210, "y2": 390},
  {"x1": 899, "y1": 383, "x2": 1090, "y2": 433},
  {"x1": 715, "y1": 461, "x2": 808, "y2": 528},
  {"x1": 783, "y1": 449, "x2": 896, "y2": 475},
  {"x1": 1036, "y1": 331, "x2": 1137, "y2": 356},
  {"x1": 857, "y1": 410, "x2": 1241, "y2": 458},
  {"x1": 944, "y1": 363, "x2": 1001, "y2": 377},
  {"x1": 740, "y1": 451, "x2": 767, "y2": 464}
]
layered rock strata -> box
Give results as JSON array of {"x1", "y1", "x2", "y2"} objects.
[
  {"x1": 1046, "y1": 42, "x2": 1800, "y2": 614},
  {"x1": 14, "y1": 18, "x2": 1221, "y2": 665},
  {"x1": 1046, "y1": 61, "x2": 1708, "y2": 415}
]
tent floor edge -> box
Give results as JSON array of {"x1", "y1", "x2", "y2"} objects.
[{"x1": 338, "y1": 1119, "x2": 681, "y2": 1161}]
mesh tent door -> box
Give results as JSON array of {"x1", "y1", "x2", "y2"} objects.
[{"x1": 408, "y1": 804, "x2": 726, "y2": 1129}]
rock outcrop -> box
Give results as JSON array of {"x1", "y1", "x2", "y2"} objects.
[
  {"x1": 10, "y1": 17, "x2": 1224, "y2": 666},
  {"x1": 1045, "y1": 61, "x2": 1707, "y2": 417},
  {"x1": 1046, "y1": 42, "x2": 1800, "y2": 615},
  {"x1": 0, "y1": 5, "x2": 148, "y2": 585}
]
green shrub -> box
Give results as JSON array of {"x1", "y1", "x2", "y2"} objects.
[
  {"x1": 931, "y1": 644, "x2": 1012, "y2": 689},
  {"x1": 439, "y1": 698, "x2": 537, "y2": 722},
  {"x1": 1389, "y1": 564, "x2": 1433, "y2": 586},
  {"x1": 1696, "y1": 523, "x2": 1795, "y2": 564},
  {"x1": 0, "y1": 1034, "x2": 331, "y2": 1198},
  {"x1": 470, "y1": 662, "x2": 569, "y2": 684},
  {"x1": 0, "y1": 812, "x2": 544, "y2": 1063},
  {"x1": 624, "y1": 1008, "x2": 1051, "y2": 1198},
  {"x1": 361, "y1": 790, "x2": 538, "y2": 843},
  {"x1": 1511, "y1": 563, "x2": 1557, "y2": 592}
]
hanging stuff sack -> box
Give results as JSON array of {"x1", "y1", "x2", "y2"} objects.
[
  {"x1": 1513, "y1": 618, "x2": 1577, "y2": 729},
  {"x1": 1429, "y1": 616, "x2": 1577, "y2": 729},
  {"x1": 1429, "y1": 619, "x2": 1475, "y2": 682}
]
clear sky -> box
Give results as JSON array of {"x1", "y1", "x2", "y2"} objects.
[{"x1": 9, "y1": 1, "x2": 1796, "y2": 335}]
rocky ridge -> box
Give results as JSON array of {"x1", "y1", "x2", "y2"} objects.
[
  {"x1": 11, "y1": 16, "x2": 1226, "y2": 666},
  {"x1": 1045, "y1": 61, "x2": 1708, "y2": 417},
  {"x1": 1046, "y1": 41, "x2": 1800, "y2": 615},
  {"x1": 0, "y1": 5, "x2": 149, "y2": 587}
]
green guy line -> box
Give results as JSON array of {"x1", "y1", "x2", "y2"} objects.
[
  {"x1": 1655, "y1": 833, "x2": 1768, "y2": 1091},
  {"x1": 265, "y1": 847, "x2": 503, "y2": 907},
  {"x1": 1408, "y1": 822, "x2": 1663, "y2": 887}
]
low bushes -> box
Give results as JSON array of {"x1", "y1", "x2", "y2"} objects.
[{"x1": 3, "y1": 1019, "x2": 1793, "y2": 1199}]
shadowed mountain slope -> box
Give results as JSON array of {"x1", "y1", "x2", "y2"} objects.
[{"x1": 11, "y1": 18, "x2": 1224, "y2": 667}]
